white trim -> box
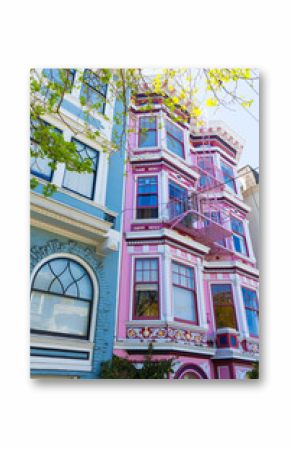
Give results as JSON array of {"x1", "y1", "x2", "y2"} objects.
[{"x1": 129, "y1": 254, "x2": 163, "y2": 321}]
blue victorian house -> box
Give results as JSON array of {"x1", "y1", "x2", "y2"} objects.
[{"x1": 30, "y1": 69, "x2": 125, "y2": 378}]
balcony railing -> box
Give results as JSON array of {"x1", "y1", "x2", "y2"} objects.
[{"x1": 165, "y1": 199, "x2": 232, "y2": 248}]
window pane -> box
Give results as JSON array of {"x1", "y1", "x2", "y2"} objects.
[
  {"x1": 233, "y1": 234, "x2": 246, "y2": 254},
  {"x1": 139, "y1": 130, "x2": 157, "y2": 147},
  {"x1": 135, "y1": 284, "x2": 158, "y2": 318},
  {"x1": 242, "y1": 288, "x2": 258, "y2": 308},
  {"x1": 32, "y1": 259, "x2": 93, "y2": 300},
  {"x1": 173, "y1": 286, "x2": 195, "y2": 321},
  {"x1": 231, "y1": 218, "x2": 244, "y2": 234},
  {"x1": 166, "y1": 120, "x2": 183, "y2": 141},
  {"x1": 212, "y1": 284, "x2": 236, "y2": 329},
  {"x1": 137, "y1": 194, "x2": 158, "y2": 207},
  {"x1": 245, "y1": 309, "x2": 259, "y2": 336},
  {"x1": 30, "y1": 153, "x2": 53, "y2": 180},
  {"x1": 221, "y1": 162, "x2": 235, "y2": 191},
  {"x1": 138, "y1": 177, "x2": 157, "y2": 193},
  {"x1": 31, "y1": 292, "x2": 90, "y2": 337},
  {"x1": 166, "y1": 134, "x2": 184, "y2": 157},
  {"x1": 137, "y1": 208, "x2": 158, "y2": 219},
  {"x1": 140, "y1": 116, "x2": 156, "y2": 129}
]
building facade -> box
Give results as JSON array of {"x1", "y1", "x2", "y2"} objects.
[
  {"x1": 114, "y1": 94, "x2": 259, "y2": 379},
  {"x1": 30, "y1": 69, "x2": 125, "y2": 378}
]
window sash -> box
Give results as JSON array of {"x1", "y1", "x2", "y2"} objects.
[
  {"x1": 221, "y1": 162, "x2": 236, "y2": 192},
  {"x1": 169, "y1": 181, "x2": 187, "y2": 217},
  {"x1": 62, "y1": 139, "x2": 99, "y2": 199},
  {"x1": 138, "y1": 117, "x2": 157, "y2": 148},
  {"x1": 166, "y1": 120, "x2": 184, "y2": 157},
  {"x1": 137, "y1": 177, "x2": 158, "y2": 218},
  {"x1": 81, "y1": 69, "x2": 107, "y2": 113},
  {"x1": 172, "y1": 262, "x2": 197, "y2": 323},
  {"x1": 30, "y1": 121, "x2": 62, "y2": 181},
  {"x1": 134, "y1": 258, "x2": 159, "y2": 319},
  {"x1": 242, "y1": 287, "x2": 259, "y2": 337},
  {"x1": 211, "y1": 284, "x2": 237, "y2": 329},
  {"x1": 31, "y1": 291, "x2": 91, "y2": 338}
]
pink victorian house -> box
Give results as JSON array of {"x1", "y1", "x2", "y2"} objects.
[{"x1": 114, "y1": 93, "x2": 259, "y2": 380}]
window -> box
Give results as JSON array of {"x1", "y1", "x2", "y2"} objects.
[
  {"x1": 204, "y1": 211, "x2": 226, "y2": 247},
  {"x1": 169, "y1": 181, "x2": 188, "y2": 219},
  {"x1": 172, "y1": 262, "x2": 197, "y2": 323},
  {"x1": 166, "y1": 120, "x2": 184, "y2": 158},
  {"x1": 242, "y1": 287, "x2": 259, "y2": 337},
  {"x1": 134, "y1": 258, "x2": 159, "y2": 319},
  {"x1": 221, "y1": 161, "x2": 236, "y2": 192},
  {"x1": 231, "y1": 217, "x2": 248, "y2": 255},
  {"x1": 81, "y1": 69, "x2": 107, "y2": 114},
  {"x1": 42, "y1": 69, "x2": 76, "y2": 92},
  {"x1": 138, "y1": 116, "x2": 157, "y2": 147},
  {"x1": 211, "y1": 284, "x2": 237, "y2": 329},
  {"x1": 62, "y1": 139, "x2": 99, "y2": 199},
  {"x1": 30, "y1": 120, "x2": 62, "y2": 181},
  {"x1": 198, "y1": 156, "x2": 215, "y2": 188},
  {"x1": 136, "y1": 176, "x2": 158, "y2": 219},
  {"x1": 31, "y1": 258, "x2": 94, "y2": 339}
]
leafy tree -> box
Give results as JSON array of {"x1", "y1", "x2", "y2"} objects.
[
  {"x1": 30, "y1": 68, "x2": 258, "y2": 196},
  {"x1": 246, "y1": 362, "x2": 259, "y2": 379},
  {"x1": 100, "y1": 343, "x2": 175, "y2": 379}
]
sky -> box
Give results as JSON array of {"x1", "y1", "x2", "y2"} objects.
[
  {"x1": 143, "y1": 68, "x2": 259, "y2": 171},
  {"x1": 205, "y1": 80, "x2": 259, "y2": 170}
]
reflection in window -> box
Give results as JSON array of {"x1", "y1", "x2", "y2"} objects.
[
  {"x1": 231, "y1": 217, "x2": 247, "y2": 255},
  {"x1": 31, "y1": 258, "x2": 94, "y2": 339},
  {"x1": 166, "y1": 120, "x2": 184, "y2": 158},
  {"x1": 134, "y1": 258, "x2": 159, "y2": 319},
  {"x1": 136, "y1": 176, "x2": 158, "y2": 219},
  {"x1": 242, "y1": 287, "x2": 259, "y2": 337},
  {"x1": 62, "y1": 139, "x2": 99, "y2": 199},
  {"x1": 139, "y1": 116, "x2": 157, "y2": 147},
  {"x1": 211, "y1": 284, "x2": 237, "y2": 329},
  {"x1": 30, "y1": 120, "x2": 62, "y2": 181},
  {"x1": 221, "y1": 161, "x2": 235, "y2": 192},
  {"x1": 81, "y1": 69, "x2": 107, "y2": 114},
  {"x1": 169, "y1": 181, "x2": 188, "y2": 219},
  {"x1": 172, "y1": 262, "x2": 197, "y2": 323}
]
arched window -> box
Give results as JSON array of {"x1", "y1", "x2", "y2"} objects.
[
  {"x1": 31, "y1": 257, "x2": 94, "y2": 339},
  {"x1": 174, "y1": 363, "x2": 208, "y2": 379}
]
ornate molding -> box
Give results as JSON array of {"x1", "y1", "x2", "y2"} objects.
[
  {"x1": 30, "y1": 239, "x2": 104, "y2": 277},
  {"x1": 126, "y1": 325, "x2": 208, "y2": 347}
]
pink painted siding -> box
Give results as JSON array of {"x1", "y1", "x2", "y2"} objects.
[{"x1": 114, "y1": 99, "x2": 259, "y2": 379}]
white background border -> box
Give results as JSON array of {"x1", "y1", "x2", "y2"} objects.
[{"x1": 1, "y1": 1, "x2": 288, "y2": 448}]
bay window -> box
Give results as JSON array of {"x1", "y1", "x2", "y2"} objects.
[
  {"x1": 31, "y1": 257, "x2": 94, "y2": 339},
  {"x1": 242, "y1": 287, "x2": 259, "y2": 337},
  {"x1": 138, "y1": 116, "x2": 157, "y2": 147},
  {"x1": 211, "y1": 284, "x2": 237, "y2": 329},
  {"x1": 231, "y1": 217, "x2": 248, "y2": 255},
  {"x1": 62, "y1": 138, "x2": 99, "y2": 199},
  {"x1": 134, "y1": 258, "x2": 159, "y2": 319},
  {"x1": 172, "y1": 262, "x2": 197, "y2": 323},
  {"x1": 166, "y1": 120, "x2": 184, "y2": 158},
  {"x1": 136, "y1": 176, "x2": 158, "y2": 219}
]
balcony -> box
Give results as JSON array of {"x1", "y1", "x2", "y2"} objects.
[{"x1": 164, "y1": 199, "x2": 232, "y2": 250}]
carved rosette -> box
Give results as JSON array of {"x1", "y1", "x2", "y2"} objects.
[{"x1": 126, "y1": 326, "x2": 207, "y2": 346}]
